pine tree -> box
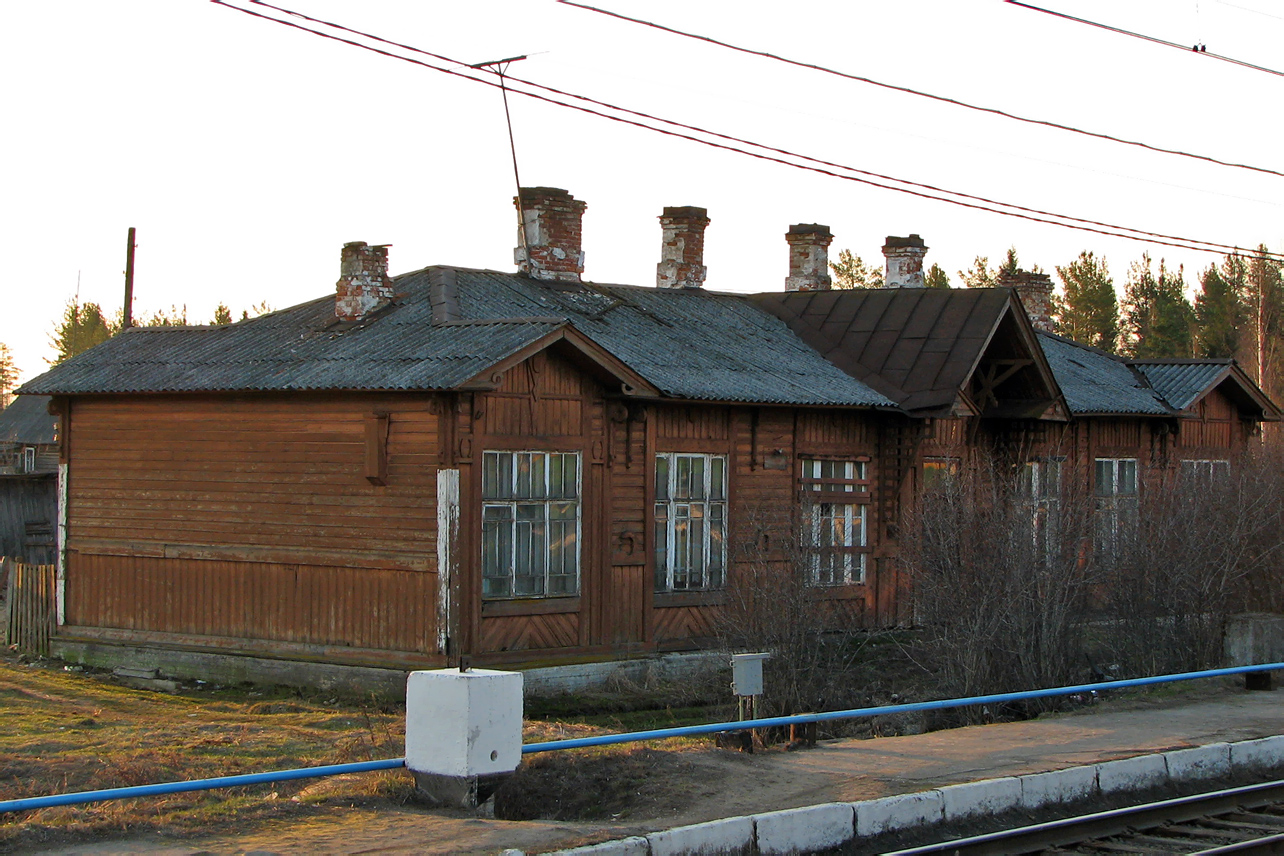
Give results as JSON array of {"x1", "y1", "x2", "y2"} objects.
[
  {"x1": 0, "y1": 344, "x2": 17, "y2": 409},
  {"x1": 923, "y1": 264, "x2": 950, "y2": 289},
  {"x1": 1243, "y1": 246, "x2": 1284, "y2": 403},
  {"x1": 212, "y1": 303, "x2": 234, "y2": 325},
  {"x1": 830, "y1": 249, "x2": 884, "y2": 289},
  {"x1": 1193, "y1": 263, "x2": 1241, "y2": 358},
  {"x1": 1121, "y1": 254, "x2": 1195, "y2": 359},
  {"x1": 1053, "y1": 251, "x2": 1119, "y2": 352},
  {"x1": 50, "y1": 300, "x2": 118, "y2": 365},
  {"x1": 958, "y1": 256, "x2": 997, "y2": 289}
]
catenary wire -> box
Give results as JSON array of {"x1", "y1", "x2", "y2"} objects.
[
  {"x1": 239, "y1": 0, "x2": 1260, "y2": 255},
  {"x1": 557, "y1": 0, "x2": 1284, "y2": 179},
  {"x1": 1007, "y1": 1, "x2": 1284, "y2": 78},
  {"x1": 210, "y1": 0, "x2": 1282, "y2": 261}
]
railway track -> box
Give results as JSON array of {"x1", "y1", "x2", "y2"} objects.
[{"x1": 885, "y1": 779, "x2": 1284, "y2": 855}]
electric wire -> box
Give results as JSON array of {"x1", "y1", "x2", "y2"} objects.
[
  {"x1": 557, "y1": 0, "x2": 1284, "y2": 179},
  {"x1": 211, "y1": 0, "x2": 1282, "y2": 261},
  {"x1": 1006, "y1": 1, "x2": 1284, "y2": 78}
]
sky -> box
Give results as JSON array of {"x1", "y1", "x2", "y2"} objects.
[{"x1": 3, "y1": 0, "x2": 1282, "y2": 386}]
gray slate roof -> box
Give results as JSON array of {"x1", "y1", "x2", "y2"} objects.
[
  {"x1": 0, "y1": 395, "x2": 57, "y2": 444},
  {"x1": 1037, "y1": 333, "x2": 1171, "y2": 416},
  {"x1": 19, "y1": 268, "x2": 896, "y2": 409}
]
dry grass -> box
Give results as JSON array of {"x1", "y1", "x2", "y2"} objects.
[{"x1": 0, "y1": 651, "x2": 415, "y2": 852}]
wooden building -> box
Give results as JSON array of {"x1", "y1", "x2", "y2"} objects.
[
  {"x1": 0, "y1": 394, "x2": 58, "y2": 565},
  {"x1": 17, "y1": 189, "x2": 1279, "y2": 683}
]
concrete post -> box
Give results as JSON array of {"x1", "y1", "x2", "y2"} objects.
[{"x1": 404, "y1": 667, "x2": 524, "y2": 807}]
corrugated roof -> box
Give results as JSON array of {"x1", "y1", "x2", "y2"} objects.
[
  {"x1": 19, "y1": 268, "x2": 896, "y2": 409},
  {"x1": 0, "y1": 395, "x2": 56, "y2": 444},
  {"x1": 1037, "y1": 333, "x2": 1171, "y2": 415},
  {"x1": 1132, "y1": 361, "x2": 1231, "y2": 412}
]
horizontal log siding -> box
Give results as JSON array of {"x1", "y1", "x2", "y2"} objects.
[
  {"x1": 67, "y1": 554, "x2": 436, "y2": 652},
  {"x1": 65, "y1": 395, "x2": 441, "y2": 653}
]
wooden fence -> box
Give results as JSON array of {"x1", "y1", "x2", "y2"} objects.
[{"x1": 4, "y1": 560, "x2": 56, "y2": 656}]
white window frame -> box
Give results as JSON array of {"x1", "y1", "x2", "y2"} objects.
[
  {"x1": 1094, "y1": 457, "x2": 1138, "y2": 559},
  {"x1": 800, "y1": 459, "x2": 869, "y2": 585},
  {"x1": 481, "y1": 450, "x2": 581, "y2": 599},
  {"x1": 654, "y1": 453, "x2": 727, "y2": 592},
  {"x1": 22, "y1": 446, "x2": 36, "y2": 473},
  {"x1": 1179, "y1": 459, "x2": 1230, "y2": 485},
  {"x1": 1020, "y1": 458, "x2": 1063, "y2": 560}
]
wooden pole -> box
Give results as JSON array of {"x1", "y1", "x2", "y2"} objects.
[{"x1": 123, "y1": 227, "x2": 136, "y2": 329}]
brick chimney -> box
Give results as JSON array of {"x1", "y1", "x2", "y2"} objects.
[
  {"x1": 514, "y1": 187, "x2": 586, "y2": 283},
  {"x1": 785, "y1": 224, "x2": 833, "y2": 292},
  {"x1": 656, "y1": 206, "x2": 710, "y2": 289},
  {"x1": 335, "y1": 241, "x2": 393, "y2": 321},
  {"x1": 882, "y1": 234, "x2": 928, "y2": 288},
  {"x1": 999, "y1": 269, "x2": 1056, "y2": 333}
]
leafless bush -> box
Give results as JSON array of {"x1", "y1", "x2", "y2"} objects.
[
  {"x1": 903, "y1": 454, "x2": 1098, "y2": 718},
  {"x1": 715, "y1": 503, "x2": 878, "y2": 720}
]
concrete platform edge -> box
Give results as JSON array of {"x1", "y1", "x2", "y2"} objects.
[{"x1": 539, "y1": 734, "x2": 1284, "y2": 856}]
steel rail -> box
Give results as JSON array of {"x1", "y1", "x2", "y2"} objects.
[{"x1": 883, "y1": 779, "x2": 1284, "y2": 855}]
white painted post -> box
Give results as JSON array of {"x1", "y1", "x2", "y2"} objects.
[
  {"x1": 435, "y1": 468, "x2": 460, "y2": 655},
  {"x1": 404, "y1": 667, "x2": 523, "y2": 807},
  {"x1": 55, "y1": 462, "x2": 67, "y2": 626}
]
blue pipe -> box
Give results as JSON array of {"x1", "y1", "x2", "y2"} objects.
[
  {"x1": 521, "y1": 662, "x2": 1284, "y2": 753},
  {"x1": 0, "y1": 757, "x2": 405, "y2": 813},
  {"x1": 4, "y1": 662, "x2": 1280, "y2": 813}
]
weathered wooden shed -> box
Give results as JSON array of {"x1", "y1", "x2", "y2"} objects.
[{"x1": 0, "y1": 394, "x2": 58, "y2": 565}]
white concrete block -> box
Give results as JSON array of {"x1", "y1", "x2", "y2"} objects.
[
  {"x1": 404, "y1": 668, "x2": 523, "y2": 778},
  {"x1": 939, "y1": 777, "x2": 1022, "y2": 821},
  {"x1": 647, "y1": 816, "x2": 754, "y2": 856},
  {"x1": 754, "y1": 802, "x2": 855, "y2": 855},
  {"x1": 1165, "y1": 743, "x2": 1231, "y2": 783},
  {"x1": 1096, "y1": 754, "x2": 1168, "y2": 794},
  {"x1": 1020, "y1": 764, "x2": 1097, "y2": 808},
  {"x1": 1230, "y1": 735, "x2": 1284, "y2": 775},
  {"x1": 856, "y1": 790, "x2": 945, "y2": 837},
  {"x1": 546, "y1": 837, "x2": 649, "y2": 856}
]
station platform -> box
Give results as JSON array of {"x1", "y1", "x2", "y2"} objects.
[{"x1": 40, "y1": 682, "x2": 1284, "y2": 855}]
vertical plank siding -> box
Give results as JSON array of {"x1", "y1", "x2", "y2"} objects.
[{"x1": 5, "y1": 562, "x2": 56, "y2": 656}]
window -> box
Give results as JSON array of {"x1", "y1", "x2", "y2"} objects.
[
  {"x1": 481, "y1": 451, "x2": 580, "y2": 599},
  {"x1": 1094, "y1": 458, "x2": 1138, "y2": 559},
  {"x1": 654, "y1": 453, "x2": 727, "y2": 591},
  {"x1": 922, "y1": 457, "x2": 960, "y2": 489},
  {"x1": 1179, "y1": 459, "x2": 1230, "y2": 486},
  {"x1": 22, "y1": 446, "x2": 36, "y2": 473},
  {"x1": 800, "y1": 459, "x2": 869, "y2": 585},
  {"x1": 1020, "y1": 459, "x2": 1062, "y2": 558}
]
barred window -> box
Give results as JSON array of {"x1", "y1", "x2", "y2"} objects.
[
  {"x1": 800, "y1": 459, "x2": 869, "y2": 585},
  {"x1": 482, "y1": 451, "x2": 580, "y2": 599},
  {"x1": 654, "y1": 453, "x2": 727, "y2": 592}
]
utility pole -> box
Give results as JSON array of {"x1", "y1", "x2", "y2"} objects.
[{"x1": 123, "y1": 227, "x2": 137, "y2": 329}]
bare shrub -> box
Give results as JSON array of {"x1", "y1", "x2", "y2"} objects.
[
  {"x1": 1100, "y1": 447, "x2": 1284, "y2": 674},
  {"x1": 903, "y1": 454, "x2": 1098, "y2": 718}
]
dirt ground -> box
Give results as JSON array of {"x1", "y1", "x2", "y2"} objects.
[{"x1": 13, "y1": 678, "x2": 1283, "y2": 856}]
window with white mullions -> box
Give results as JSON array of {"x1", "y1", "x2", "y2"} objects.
[
  {"x1": 654, "y1": 453, "x2": 727, "y2": 591},
  {"x1": 1019, "y1": 458, "x2": 1062, "y2": 560},
  {"x1": 800, "y1": 459, "x2": 868, "y2": 585},
  {"x1": 1179, "y1": 459, "x2": 1230, "y2": 486},
  {"x1": 1094, "y1": 457, "x2": 1137, "y2": 561},
  {"x1": 481, "y1": 451, "x2": 580, "y2": 599}
]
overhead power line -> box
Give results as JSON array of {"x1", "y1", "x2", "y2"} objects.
[
  {"x1": 211, "y1": 0, "x2": 1283, "y2": 262},
  {"x1": 1007, "y1": 1, "x2": 1284, "y2": 78},
  {"x1": 557, "y1": 0, "x2": 1284, "y2": 179}
]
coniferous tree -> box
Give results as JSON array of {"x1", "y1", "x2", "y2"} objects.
[
  {"x1": 830, "y1": 249, "x2": 884, "y2": 289},
  {"x1": 1243, "y1": 246, "x2": 1284, "y2": 403},
  {"x1": 923, "y1": 263, "x2": 951, "y2": 289},
  {"x1": 1053, "y1": 251, "x2": 1118, "y2": 352},
  {"x1": 1194, "y1": 264, "x2": 1241, "y2": 358},
  {"x1": 49, "y1": 300, "x2": 118, "y2": 365},
  {"x1": 1122, "y1": 254, "x2": 1195, "y2": 358},
  {"x1": 0, "y1": 344, "x2": 17, "y2": 409},
  {"x1": 212, "y1": 303, "x2": 234, "y2": 325},
  {"x1": 959, "y1": 256, "x2": 997, "y2": 288}
]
